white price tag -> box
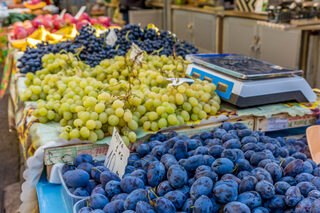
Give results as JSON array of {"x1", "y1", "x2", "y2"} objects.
[
  {"x1": 75, "y1": 6, "x2": 86, "y2": 20},
  {"x1": 267, "y1": 118, "x2": 288, "y2": 131},
  {"x1": 59, "y1": 9, "x2": 66, "y2": 19},
  {"x1": 167, "y1": 78, "x2": 194, "y2": 86},
  {"x1": 106, "y1": 29, "x2": 117, "y2": 46},
  {"x1": 104, "y1": 128, "x2": 130, "y2": 178},
  {"x1": 129, "y1": 43, "x2": 143, "y2": 63}
]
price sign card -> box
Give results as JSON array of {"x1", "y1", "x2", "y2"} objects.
[
  {"x1": 129, "y1": 43, "x2": 143, "y2": 63},
  {"x1": 106, "y1": 29, "x2": 117, "y2": 46},
  {"x1": 104, "y1": 128, "x2": 130, "y2": 178},
  {"x1": 267, "y1": 118, "x2": 288, "y2": 131}
]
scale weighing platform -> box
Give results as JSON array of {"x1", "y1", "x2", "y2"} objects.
[{"x1": 186, "y1": 54, "x2": 316, "y2": 108}]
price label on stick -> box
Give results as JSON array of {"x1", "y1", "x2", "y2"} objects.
[
  {"x1": 106, "y1": 29, "x2": 117, "y2": 46},
  {"x1": 75, "y1": 6, "x2": 86, "y2": 20},
  {"x1": 59, "y1": 9, "x2": 66, "y2": 19},
  {"x1": 129, "y1": 43, "x2": 143, "y2": 63},
  {"x1": 104, "y1": 128, "x2": 130, "y2": 178}
]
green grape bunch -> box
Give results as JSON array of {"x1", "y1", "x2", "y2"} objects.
[{"x1": 20, "y1": 51, "x2": 220, "y2": 144}]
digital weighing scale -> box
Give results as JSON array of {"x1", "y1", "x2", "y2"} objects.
[{"x1": 186, "y1": 54, "x2": 316, "y2": 108}]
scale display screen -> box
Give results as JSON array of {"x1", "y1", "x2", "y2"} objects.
[{"x1": 187, "y1": 54, "x2": 303, "y2": 80}]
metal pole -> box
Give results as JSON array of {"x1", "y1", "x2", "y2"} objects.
[{"x1": 163, "y1": 0, "x2": 171, "y2": 31}]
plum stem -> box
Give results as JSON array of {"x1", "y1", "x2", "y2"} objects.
[
  {"x1": 91, "y1": 167, "x2": 103, "y2": 173},
  {"x1": 148, "y1": 187, "x2": 159, "y2": 199},
  {"x1": 279, "y1": 157, "x2": 285, "y2": 167},
  {"x1": 232, "y1": 164, "x2": 238, "y2": 173}
]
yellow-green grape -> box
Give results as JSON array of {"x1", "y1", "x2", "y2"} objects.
[
  {"x1": 95, "y1": 129, "x2": 104, "y2": 140},
  {"x1": 191, "y1": 114, "x2": 198, "y2": 121},
  {"x1": 167, "y1": 114, "x2": 177, "y2": 126},
  {"x1": 69, "y1": 129, "x2": 80, "y2": 139},
  {"x1": 151, "y1": 122, "x2": 158, "y2": 131},
  {"x1": 188, "y1": 97, "x2": 198, "y2": 107},
  {"x1": 59, "y1": 132, "x2": 69, "y2": 140},
  {"x1": 127, "y1": 131, "x2": 136, "y2": 142},
  {"x1": 74, "y1": 119, "x2": 83, "y2": 127},
  {"x1": 148, "y1": 111, "x2": 158, "y2": 121},
  {"x1": 181, "y1": 110, "x2": 190, "y2": 121},
  {"x1": 47, "y1": 110, "x2": 55, "y2": 120},
  {"x1": 89, "y1": 131, "x2": 98, "y2": 142},
  {"x1": 112, "y1": 100, "x2": 124, "y2": 109},
  {"x1": 128, "y1": 120, "x2": 138, "y2": 130},
  {"x1": 115, "y1": 108, "x2": 124, "y2": 117},
  {"x1": 80, "y1": 127, "x2": 90, "y2": 138},
  {"x1": 38, "y1": 108, "x2": 47, "y2": 117},
  {"x1": 86, "y1": 120, "x2": 96, "y2": 130},
  {"x1": 108, "y1": 115, "x2": 119, "y2": 126},
  {"x1": 158, "y1": 118, "x2": 168, "y2": 129},
  {"x1": 95, "y1": 103, "x2": 105, "y2": 113},
  {"x1": 175, "y1": 93, "x2": 184, "y2": 105},
  {"x1": 91, "y1": 112, "x2": 99, "y2": 120},
  {"x1": 123, "y1": 110, "x2": 133, "y2": 122},
  {"x1": 99, "y1": 112, "x2": 108, "y2": 124},
  {"x1": 143, "y1": 121, "x2": 151, "y2": 131},
  {"x1": 199, "y1": 110, "x2": 207, "y2": 120}
]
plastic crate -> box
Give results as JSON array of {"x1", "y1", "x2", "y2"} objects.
[
  {"x1": 73, "y1": 199, "x2": 88, "y2": 213},
  {"x1": 58, "y1": 166, "x2": 90, "y2": 212}
]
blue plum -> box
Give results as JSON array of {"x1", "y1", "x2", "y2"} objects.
[
  {"x1": 223, "y1": 201, "x2": 250, "y2": 213},
  {"x1": 164, "y1": 190, "x2": 187, "y2": 209},
  {"x1": 193, "y1": 195, "x2": 213, "y2": 213},
  {"x1": 103, "y1": 200, "x2": 125, "y2": 213},
  {"x1": 147, "y1": 161, "x2": 165, "y2": 187},
  {"x1": 255, "y1": 180, "x2": 275, "y2": 199},
  {"x1": 124, "y1": 189, "x2": 148, "y2": 210},
  {"x1": 105, "y1": 180, "x2": 121, "y2": 198},
  {"x1": 211, "y1": 158, "x2": 234, "y2": 176},
  {"x1": 237, "y1": 191, "x2": 262, "y2": 209},
  {"x1": 63, "y1": 169, "x2": 90, "y2": 188},
  {"x1": 167, "y1": 164, "x2": 188, "y2": 188},
  {"x1": 154, "y1": 197, "x2": 176, "y2": 213},
  {"x1": 89, "y1": 194, "x2": 109, "y2": 209},
  {"x1": 190, "y1": 176, "x2": 213, "y2": 199},
  {"x1": 285, "y1": 186, "x2": 303, "y2": 207},
  {"x1": 135, "y1": 201, "x2": 155, "y2": 213},
  {"x1": 120, "y1": 176, "x2": 145, "y2": 193}
]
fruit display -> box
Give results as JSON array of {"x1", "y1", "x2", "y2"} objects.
[
  {"x1": 62, "y1": 122, "x2": 320, "y2": 213},
  {"x1": 17, "y1": 25, "x2": 198, "y2": 73},
  {"x1": 10, "y1": 13, "x2": 112, "y2": 40},
  {"x1": 20, "y1": 51, "x2": 220, "y2": 143}
]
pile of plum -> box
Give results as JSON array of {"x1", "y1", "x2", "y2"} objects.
[{"x1": 62, "y1": 122, "x2": 320, "y2": 213}]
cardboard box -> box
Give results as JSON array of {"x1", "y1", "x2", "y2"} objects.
[
  {"x1": 45, "y1": 143, "x2": 109, "y2": 179},
  {"x1": 255, "y1": 113, "x2": 317, "y2": 132}
]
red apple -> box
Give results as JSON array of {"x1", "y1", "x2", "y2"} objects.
[
  {"x1": 32, "y1": 18, "x2": 44, "y2": 28},
  {"x1": 26, "y1": 27, "x2": 35, "y2": 35},
  {"x1": 53, "y1": 14, "x2": 59, "y2": 20},
  {"x1": 79, "y1": 12, "x2": 90, "y2": 21},
  {"x1": 13, "y1": 22, "x2": 24, "y2": 30},
  {"x1": 76, "y1": 20, "x2": 89, "y2": 30},
  {"x1": 53, "y1": 18, "x2": 66, "y2": 29},
  {"x1": 90, "y1": 18, "x2": 98, "y2": 25},
  {"x1": 98, "y1": 16, "x2": 111, "y2": 27},
  {"x1": 15, "y1": 26, "x2": 28, "y2": 39},
  {"x1": 43, "y1": 19, "x2": 54, "y2": 30},
  {"x1": 44, "y1": 14, "x2": 52, "y2": 19},
  {"x1": 63, "y1": 13, "x2": 76, "y2": 24}
]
